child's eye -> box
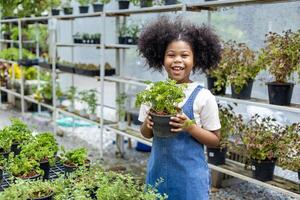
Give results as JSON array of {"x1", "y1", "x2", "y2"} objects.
[
  {"x1": 182, "y1": 54, "x2": 189, "y2": 58},
  {"x1": 167, "y1": 54, "x2": 175, "y2": 57}
]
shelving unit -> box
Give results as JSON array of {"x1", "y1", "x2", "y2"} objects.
[{"x1": 0, "y1": 0, "x2": 299, "y2": 198}]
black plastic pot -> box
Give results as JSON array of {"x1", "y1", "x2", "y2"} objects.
[
  {"x1": 150, "y1": 112, "x2": 177, "y2": 137},
  {"x1": 79, "y1": 6, "x2": 89, "y2": 14},
  {"x1": 206, "y1": 76, "x2": 226, "y2": 95},
  {"x1": 63, "y1": 7, "x2": 73, "y2": 15},
  {"x1": 93, "y1": 3, "x2": 103, "y2": 12},
  {"x1": 164, "y1": 0, "x2": 177, "y2": 5},
  {"x1": 64, "y1": 164, "x2": 77, "y2": 175},
  {"x1": 40, "y1": 159, "x2": 50, "y2": 180},
  {"x1": 57, "y1": 64, "x2": 74, "y2": 73},
  {"x1": 51, "y1": 8, "x2": 60, "y2": 16},
  {"x1": 231, "y1": 79, "x2": 253, "y2": 99},
  {"x1": 32, "y1": 192, "x2": 54, "y2": 200},
  {"x1": 207, "y1": 147, "x2": 227, "y2": 165},
  {"x1": 74, "y1": 68, "x2": 99, "y2": 77},
  {"x1": 118, "y1": 0, "x2": 130, "y2": 9},
  {"x1": 251, "y1": 159, "x2": 276, "y2": 182},
  {"x1": 140, "y1": 0, "x2": 153, "y2": 7},
  {"x1": 39, "y1": 62, "x2": 53, "y2": 70},
  {"x1": 18, "y1": 59, "x2": 39, "y2": 67},
  {"x1": 266, "y1": 82, "x2": 294, "y2": 106},
  {"x1": 104, "y1": 68, "x2": 116, "y2": 76},
  {"x1": 118, "y1": 36, "x2": 127, "y2": 44},
  {"x1": 11, "y1": 142, "x2": 21, "y2": 155},
  {"x1": 1, "y1": 91, "x2": 8, "y2": 103},
  {"x1": 16, "y1": 172, "x2": 40, "y2": 181}
]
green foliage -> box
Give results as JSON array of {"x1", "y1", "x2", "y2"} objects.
[
  {"x1": 0, "y1": 128, "x2": 12, "y2": 153},
  {"x1": 62, "y1": 0, "x2": 72, "y2": 7},
  {"x1": 8, "y1": 154, "x2": 42, "y2": 177},
  {"x1": 116, "y1": 93, "x2": 127, "y2": 120},
  {"x1": 277, "y1": 123, "x2": 300, "y2": 171},
  {"x1": 0, "y1": 48, "x2": 35, "y2": 61},
  {"x1": 118, "y1": 24, "x2": 129, "y2": 37},
  {"x1": 135, "y1": 79, "x2": 187, "y2": 115},
  {"x1": 20, "y1": 132, "x2": 58, "y2": 166},
  {"x1": 0, "y1": 0, "x2": 48, "y2": 17},
  {"x1": 67, "y1": 86, "x2": 77, "y2": 101},
  {"x1": 221, "y1": 41, "x2": 261, "y2": 94},
  {"x1": 0, "y1": 179, "x2": 54, "y2": 199},
  {"x1": 24, "y1": 67, "x2": 38, "y2": 80},
  {"x1": 236, "y1": 114, "x2": 285, "y2": 161},
  {"x1": 118, "y1": 24, "x2": 140, "y2": 38},
  {"x1": 77, "y1": 0, "x2": 90, "y2": 5},
  {"x1": 257, "y1": 29, "x2": 300, "y2": 83},
  {"x1": 4, "y1": 118, "x2": 32, "y2": 144},
  {"x1": 79, "y1": 89, "x2": 97, "y2": 114},
  {"x1": 92, "y1": 0, "x2": 111, "y2": 4},
  {"x1": 50, "y1": 0, "x2": 62, "y2": 8},
  {"x1": 60, "y1": 147, "x2": 88, "y2": 167}
]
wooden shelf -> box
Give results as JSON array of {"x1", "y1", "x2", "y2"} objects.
[{"x1": 56, "y1": 43, "x2": 131, "y2": 49}]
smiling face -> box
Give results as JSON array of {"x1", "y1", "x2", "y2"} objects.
[{"x1": 164, "y1": 40, "x2": 194, "y2": 84}]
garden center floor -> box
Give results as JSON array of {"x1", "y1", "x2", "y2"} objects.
[{"x1": 0, "y1": 105, "x2": 297, "y2": 200}]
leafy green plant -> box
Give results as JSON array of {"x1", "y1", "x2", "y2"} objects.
[
  {"x1": 277, "y1": 123, "x2": 300, "y2": 171},
  {"x1": 222, "y1": 41, "x2": 261, "y2": 94},
  {"x1": 135, "y1": 79, "x2": 187, "y2": 115},
  {"x1": 128, "y1": 24, "x2": 140, "y2": 38},
  {"x1": 85, "y1": 89, "x2": 97, "y2": 115},
  {"x1": 67, "y1": 86, "x2": 77, "y2": 108},
  {"x1": 116, "y1": 93, "x2": 127, "y2": 120},
  {"x1": 5, "y1": 118, "x2": 32, "y2": 144},
  {"x1": 257, "y1": 29, "x2": 300, "y2": 83},
  {"x1": 236, "y1": 114, "x2": 285, "y2": 161},
  {"x1": 8, "y1": 154, "x2": 42, "y2": 178},
  {"x1": 50, "y1": 0, "x2": 62, "y2": 8},
  {"x1": 24, "y1": 67, "x2": 38, "y2": 80},
  {"x1": 92, "y1": 0, "x2": 111, "y2": 4},
  {"x1": 0, "y1": 128, "x2": 12, "y2": 153},
  {"x1": 118, "y1": 24, "x2": 129, "y2": 37},
  {"x1": 62, "y1": 0, "x2": 72, "y2": 7},
  {"x1": 60, "y1": 147, "x2": 88, "y2": 167},
  {"x1": 0, "y1": 48, "x2": 35, "y2": 61},
  {"x1": 77, "y1": 0, "x2": 90, "y2": 5}
]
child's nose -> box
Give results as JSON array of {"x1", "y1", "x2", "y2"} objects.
[{"x1": 174, "y1": 55, "x2": 182, "y2": 62}]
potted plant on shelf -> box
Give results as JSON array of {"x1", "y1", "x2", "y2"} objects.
[
  {"x1": 91, "y1": 0, "x2": 110, "y2": 12},
  {"x1": 224, "y1": 40, "x2": 261, "y2": 99},
  {"x1": 86, "y1": 89, "x2": 98, "y2": 121},
  {"x1": 57, "y1": 60, "x2": 75, "y2": 73},
  {"x1": 118, "y1": 0, "x2": 130, "y2": 9},
  {"x1": 118, "y1": 24, "x2": 129, "y2": 44},
  {"x1": 74, "y1": 63, "x2": 99, "y2": 77},
  {"x1": 116, "y1": 93, "x2": 128, "y2": 130},
  {"x1": 77, "y1": 0, "x2": 90, "y2": 13},
  {"x1": 277, "y1": 123, "x2": 300, "y2": 187},
  {"x1": 78, "y1": 90, "x2": 89, "y2": 117},
  {"x1": 50, "y1": 0, "x2": 61, "y2": 15},
  {"x1": 235, "y1": 114, "x2": 285, "y2": 182},
  {"x1": 205, "y1": 64, "x2": 227, "y2": 96},
  {"x1": 135, "y1": 79, "x2": 187, "y2": 137},
  {"x1": 67, "y1": 86, "x2": 77, "y2": 112},
  {"x1": 59, "y1": 147, "x2": 90, "y2": 174},
  {"x1": 127, "y1": 24, "x2": 140, "y2": 45},
  {"x1": 257, "y1": 29, "x2": 300, "y2": 105},
  {"x1": 62, "y1": 0, "x2": 73, "y2": 15},
  {"x1": 207, "y1": 104, "x2": 240, "y2": 165},
  {"x1": 104, "y1": 62, "x2": 116, "y2": 76}
]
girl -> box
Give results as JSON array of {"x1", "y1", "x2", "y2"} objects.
[{"x1": 137, "y1": 16, "x2": 222, "y2": 200}]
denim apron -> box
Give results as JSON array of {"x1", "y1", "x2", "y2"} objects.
[{"x1": 146, "y1": 85, "x2": 209, "y2": 200}]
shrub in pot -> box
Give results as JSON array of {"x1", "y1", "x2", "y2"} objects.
[
  {"x1": 49, "y1": 0, "x2": 61, "y2": 16},
  {"x1": 116, "y1": 93, "x2": 128, "y2": 130},
  {"x1": 207, "y1": 104, "x2": 239, "y2": 165},
  {"x1": 91, "y1": 0, "x2": 110, "y2": 12},
  {"x1": 257, "y1": 30, "x2": 300, "y2": 105},
  {"x1": 236, "y1": 114, "x2": 285, "y2": 181},
  {"x1": 223, "y1": 40, "x2": 261, "y2": 99},
  {"x1": 135, "y1": 79, "x2": 187, "y2": 137},
  {"x1": 77, "y1": 0, "x2": 90, "y2": 13},
  {"x1": 205, "y1": 64, "x2": 228, "y2": 96},
  {"x1": 62, "y1": 0, "x2": 73, "y2": 15},
  {"x1": 118, "y1": 24, "x2": 129, "y2": 44},
  {"x1": 59, "y1": 147, "x2": 90, "y2": 174},
  {"x1": 127, "y1": 24, "x2": 140, "y2": 45},
  {"x1": 80, "y1": 89, "x2": 98, "y2": 120},
  {"x1": 277, "y1": 123, "x2": 300, "y2": 188},
  {"x1": 0, "y1": 128, "x2": 12, "y2": 158}
]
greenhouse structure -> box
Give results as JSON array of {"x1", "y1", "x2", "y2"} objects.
[{"x1": 0, "y1": 0, "x2": 299, "y2": 199}]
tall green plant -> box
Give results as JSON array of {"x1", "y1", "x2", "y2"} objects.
[{"x1": 116, "y1": 93, "x2": 127, "y2": 120}]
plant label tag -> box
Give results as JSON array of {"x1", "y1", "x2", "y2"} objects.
[
  {"x1": 252, "y1": 166, "x2": 256, "y2": 171},
  {"x1": 48, "y1": 18, "x2": 57, "y2": 30},
  {"x1": 209, "y1": 152, "x2": 214, "y2": 157}
]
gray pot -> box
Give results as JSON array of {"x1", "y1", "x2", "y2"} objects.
[{"x1": 150, "y1": 112, "x2": 177, "y2": 137}]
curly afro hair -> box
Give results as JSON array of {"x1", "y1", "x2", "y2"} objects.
[{"x1": 138, "y1": 16, "x2": 221, "y2": 73}]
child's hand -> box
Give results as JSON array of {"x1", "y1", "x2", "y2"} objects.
[
  {"x1": 145, "y1": 112, "x2": 154, "y2": 130},
  {"x1": 170, "y1": 114, "x2": 196, "y2": 133}
]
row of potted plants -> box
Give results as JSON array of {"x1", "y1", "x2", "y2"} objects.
[
  {"x1": 0, "y1": 165, "x2": 166, "y2": 200},
  {"x1": 206, "y1": 28, "x2": 300, "y2": 106},
  {"x1": 118, "y1": 24, "x2": 140, "y2": 45},
  {"x1": 135, "y1": 79, "x2": 300, "y2": 185},
  {"x1": 73, "y1": 32, "x2": 101, "y2": 44}
]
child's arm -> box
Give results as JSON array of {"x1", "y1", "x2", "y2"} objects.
[
  {"x1": 170, "y1": 114, "x2": 220, "y2": 147},
  {"x1": 140, "y1": 114, "x2": 154, "y2": 139}
]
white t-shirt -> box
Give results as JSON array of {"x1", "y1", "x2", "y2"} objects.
[{"x1": 138, "y1": 82, "x2": 221, "y2": 131}]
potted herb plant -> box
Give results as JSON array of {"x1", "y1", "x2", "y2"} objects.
[
  {"x1": 135, "y1": 79, "x2": 187, "y2": 137},
  {"x1": 77, "y1": 0, "x2": 90, "y2": 13},
  {"x1": 50, "y1": 0, "x2": 61, "y2": 15},
  {"x1": 118, "y1": 24, "x2": 129, "y2": 44},
  {"x1": 0, "y1": 128, "x2": 12, "y2": 159},
  {"x1": 207, "y1": 104, "x2": 239, "y2": 165},
  {"x1": 116, "y1": 93, "x2": 128, "y2": 130},
  {"x1": 127, "y1": 24, "x2": 140, "y2": 45},
  {"x1": 59, "y1": 147, "x2": 90, "y2": 174},
  {"x1": 92, "y1": 0, "x2": 110, "y2": 12},
  {"x1": 62, "y1": 0, "x2": 73, "y2": 15},
  {"x1": 85, "y1": 89, "x2": 98, "y2": 120},
  {"x1": 236, "y1": 114, "x2": 285, "y2": 181},
  {"x1": 78, "y1": 90, "x2": 89, "y2": 117},
  {"x1": 258, "y1": 30, "x2": 300, "y2": 105},
  {"x1": 205, "y1": 64, "x2": 227, "y2": 96},
  {"x1": 223, "y1": 40, "x2": 261, "y2": 99},
  {"x1": 67, "y1": 86, "x2": 77, "y2": 112}
]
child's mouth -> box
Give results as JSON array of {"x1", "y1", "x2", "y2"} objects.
[{"x1": 171, "y1": 66, "x2": 184, "y2": 71}]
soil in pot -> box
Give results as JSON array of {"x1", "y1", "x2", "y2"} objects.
[
  {"x1": 150, "y1": 112, "x2": 177, "y2": 138},
  {"x1": 207, "y1": 147, "x2": 227, "y2": 165},
  {"x1": 40, "y1": 159, "x2": 50, "y2": 180},
  {"x1": 266, "y1": 82, "x2": 294, "y2": 106},
  {"x1": 251, "y1": 159, "x2": 276, "y2": 182},
  {"x1": 15, "y1": 171, "x2": 40, "y2": 181},
  {"x1": 231, "y1": 79, "x2": 253, "y2": 99}
]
